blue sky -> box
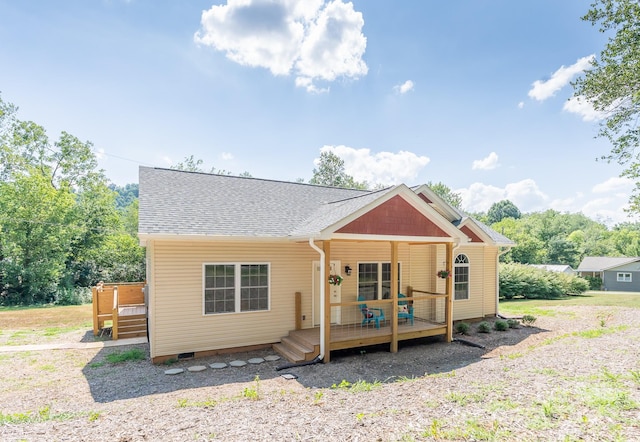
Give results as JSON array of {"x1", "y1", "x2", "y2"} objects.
[{"x1": 0, "y1": 0, "x2": 635, "y2": 225}]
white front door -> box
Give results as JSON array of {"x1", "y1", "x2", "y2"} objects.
[{"x1": 313, "y1": 260, "x2": 341, "y2": 326}]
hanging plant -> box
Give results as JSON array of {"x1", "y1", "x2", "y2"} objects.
[
  {"x1": 328, "y1": 274, "x2": 343, "y2": 286},
  {"x1": 437, "y1": 270, "x2": 451, "y2": 279}
]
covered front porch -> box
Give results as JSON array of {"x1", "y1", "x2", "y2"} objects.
[
  {"x1": 276, "y1": 235, "x2": 456, "y2": 363},
  {"x1": 276, "y1": 288, "x2": 449, "y2": 362}
]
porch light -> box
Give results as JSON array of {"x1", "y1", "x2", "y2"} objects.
[{"x1": 344, "y1": 265, "x2": 352, "y2": 276}]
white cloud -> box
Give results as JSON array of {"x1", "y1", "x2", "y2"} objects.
[
  {"x1": 563, "y1": 95, "x2": 606, "y2": 122},
  {"x1": 458, "y1": 175, "x2": 637, "y2": 226},
  {"x1": 528, "y1": 54, "x2": 594, "y2": 101},
  {"x1": 221, "y1": 152, "x2": 234, "y2": 161},
  {"x1": 458, "y1": 179, "x2": 548, "y2": 213},
  {"x1": 592, "y1": 176, "x2": 633, "y2": 194},
  {"x1": 318, "y1": 145, "x2": 429, "y2": 186},
  {"x1": 162, "y1": 156, "x2": 172, "y2": 165},
  {"x1": 472, "y1": 152, "x2": 499, "y2": 171},
  {"x1": 394, "y1": 80, "x2": 414, "y2": 94},
  {"x1": 94, "y1": 148, "x2": 106, "y2": 160},
  {"x1": 518, "y1": 101, "x2": 524, "y2": 109},
  {"x1": 195, "y1": 0, "x2": 368, "y2": 93}
]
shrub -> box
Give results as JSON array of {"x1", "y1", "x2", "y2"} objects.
[
  {"x1": 499, "y1": 263, "x2": 589, "y2": 299},
  {"x1": 521, "y1": 315, "x2": 537, "y2": 326},
  {"x1": 54, "y1": 287, "x2": 92, "y2": 305},
  {"x1": 454, "y1": 322, "x2": 470, "y2": 335},
  {"x1": 507, "y1": 318, "x2": 520, "y2": 329},
  {"x1": 477, "y1": 321, "x2": 492, "y2": 333},
  {"x1": 584, "y1": 275, "x2": 603, "y2": 290},
  {"x1": 494, "y1": 319, "x2": 509, "y2": 331}
]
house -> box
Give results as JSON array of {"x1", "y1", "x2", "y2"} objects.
[
  {"x1": 138, "y1": 167, "x2": 514, "y2": 363},
  {"x1": 530, "y1": 264, "x2": 575, "y2": 275},
  {"x1": 577, "y1": 256, "x2": 640, "y2": 292}
]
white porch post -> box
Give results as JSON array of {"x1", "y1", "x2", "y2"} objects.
[{"x1": 323, "y1": 240, "x2": 332, "y2": 363}]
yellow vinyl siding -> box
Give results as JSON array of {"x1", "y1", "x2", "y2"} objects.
[
  {"x1": 147, "y1": 238, "x2": 501, "y2": 359},
  {"x1": 330, "y1": 241, "x2": 411, "y2": 296},
  {"x1": 150, "y1": 240, "x2": 317, "y2": 358},
  {"x1": 483, "y1": 247, "x2": 498, "y2": 316},
  {"x1": 452, "y1": 246, "x2": 484, "y2": 321}
]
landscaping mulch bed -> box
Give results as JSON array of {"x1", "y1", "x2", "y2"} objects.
[{"x1": 1, "y1": 305, "x2": 639, "y2": 441}]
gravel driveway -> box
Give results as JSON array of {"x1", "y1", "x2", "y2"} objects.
[{"x1": 1, "y1": 305, "x2": 639, "y2": 441}]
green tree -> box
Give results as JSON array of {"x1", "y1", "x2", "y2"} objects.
[
  {"x1": 493, "y1": 217, "x2": 545, "y2": 263},
  {"x1": 309, "y1": 151, "x2": 368, "y2": 189},
  {"x1": 573, "y1": 0, "x2": 640, "y2": 212},
  {"x1": 427, "y1": 181, "x2": 463, "y2": 209},
  {"x1": 109, "y1": 183, "x2": 139, "y2": 210},
  {"x1": 0, "y1": 174, "x2": 77, "y2": 304},
  {"x1": 170, "y1": 155, "x2": 230, "y2": 175},
  {"x1": 0, "y1": 94, "x2": 145, "y2": 305},
  {"x1": 487, "y1": 200, "x2": 521, "y2": 224}
]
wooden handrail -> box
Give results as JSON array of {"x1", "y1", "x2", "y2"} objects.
[{"x1": 112, "y1": 286, "x2": 119, "y2": 340}]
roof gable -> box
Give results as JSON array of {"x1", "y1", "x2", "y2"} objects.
[
  {"x1": 459, "y1": 225, "x2": 484, "y2": 243},
  {"x1": 336, "y1": 194, "x2": 449, "y2": 237}
]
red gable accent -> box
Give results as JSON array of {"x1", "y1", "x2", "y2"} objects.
[
  {"x1": 418, "y1": 193, "x2": 432, "y2": 204},
  {"x1": 336, "y1": 195, "x2": 449, "y2": 237},
  {"x1": 460, "y1": 225, "x2": 484, "y2": 243}
]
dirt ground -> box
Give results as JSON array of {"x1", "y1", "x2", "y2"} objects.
[{"x1": 1, "y1": 305, "x2": 639, "y2": 441}]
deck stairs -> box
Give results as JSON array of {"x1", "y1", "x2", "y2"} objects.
[
  {"x1": 273, "y1": 329, "x2": 320, "y2": 363},
  {"x1": 116, "y1": 306, "x2": 147, "y2": 339}
]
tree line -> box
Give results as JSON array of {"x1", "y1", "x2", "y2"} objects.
[{"x1": 0, "y1": 96, "x2": 144, "y2": 306}]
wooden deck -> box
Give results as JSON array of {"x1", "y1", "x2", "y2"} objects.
[
  {"x1": 93, "y1": 282, "x2": 147, "y2": 340},
  {"x1": 274, "y1": 318, "x2": 447, "y2": 362}
]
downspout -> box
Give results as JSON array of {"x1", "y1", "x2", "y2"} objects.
[
  {"x1": 308, "y1": 238, "x2": 325, "y2": 361},
  {"x1": 496, "y1": 246, "x2": 512, "y2": 316}
]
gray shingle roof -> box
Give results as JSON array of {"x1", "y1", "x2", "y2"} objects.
[
  {"x1": 138, "y1": 167, "x2": 368, "y2": 237},
  {"x1": 471, "y1": 217, "x2": 515, "y2": 245},
  {"x1": 138, "y1": 166, "x2": 515, "y2": 246},
  {"x1": 577, "y1": 256, "x2": 640, "y2": 272},
  {"x1": 454, "y1": 216, "x2": 516, "y2": 246}
]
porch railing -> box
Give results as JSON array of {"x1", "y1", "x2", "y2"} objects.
[{"x1": 325, "y1": 289, "x2": 449, "y2": 342}]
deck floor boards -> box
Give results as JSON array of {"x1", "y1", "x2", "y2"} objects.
[{"x1": 292, "y1": 318, "x2": 446, "y2": 347}]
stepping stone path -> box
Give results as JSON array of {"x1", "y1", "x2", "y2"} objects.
[
  {"x1": 209, "y1": 362, "x2": 228, "y2": 369},
  {"x1": 164, "y1": 354, "x2": 282, "y2": 374}
]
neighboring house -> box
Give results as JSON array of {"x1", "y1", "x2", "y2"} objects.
[
  {"x1": 138, "y1": 167, "x2": 514, "y2": 363},
  {"x1": 577, "y1": 257, "x2": 640, "y2": 292},
  {"x1": 530, "y1": 264, "x2": 575, "y2": 275}
]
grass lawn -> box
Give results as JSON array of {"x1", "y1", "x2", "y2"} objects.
[
  {"x1": 0, "y1": 304, "x2": 94, "y2": 345},
  {"x1": 500, "y1": 290, "x2": 640, "y2": 316}
]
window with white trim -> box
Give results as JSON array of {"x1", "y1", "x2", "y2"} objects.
[
  {"x1": 204, "y1": 263, "x2": 269, "y2": 314},
  {"x1": 454, "y1": 254, "x2": 470, "y2": 301},
  {"x1": 358, "y1": 262, "x2": 401, "y2": 300},
  {"x1": 617, "y1": 272, "x2": 632, "y2": 283}
]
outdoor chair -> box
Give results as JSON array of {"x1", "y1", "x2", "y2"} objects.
[
  {"x1": 398, "y1": 293, "x2": 414, "y2": 325},
  {"x1": 358, "y1": 296, "x2": 385, "y2": 329}
]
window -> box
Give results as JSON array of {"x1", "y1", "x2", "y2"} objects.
[
  {"x1": 204, "y1": 263, "x2": 269, "y2": 314},
  {"x1": 617, "y1": 272, "x2": 632, "y2": 283},
  {"x1": 454, "y1": 254, "x2": 470, "y2": 301},
  {"x1": 358, "y1": 262, "x2": 401, "y2": 300}
]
